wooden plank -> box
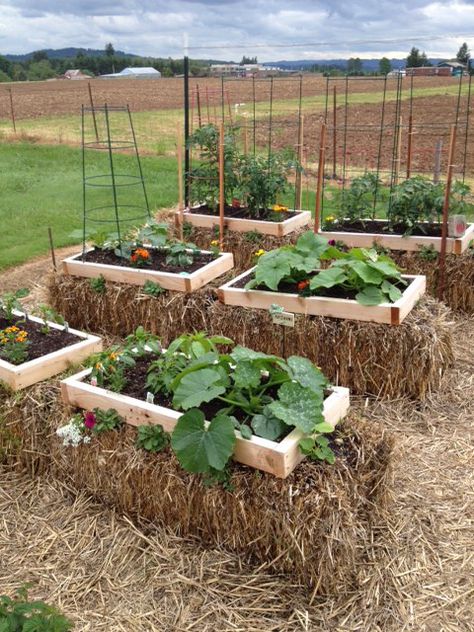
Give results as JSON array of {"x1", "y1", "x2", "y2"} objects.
[
  {"x1": 62, "y1": 249, "x2": 234, "y2": 293},
  {"x1": 178, "y1": 209, "x2": 311, "y2": 236},
  {"x1": 0, "y1": 312, "x2": 102, "y2": 391},
  {"x1": 218, "y1": 269, "x2": 425, "y2": 325},
  {"x1": 61, "y1": 369, "x2": 350, "y2": 478},
  {"x1": 321, "y1": 221, "x2": 474, "y2": 255}
]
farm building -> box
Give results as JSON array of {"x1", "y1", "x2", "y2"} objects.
[
  {"x1": 62, "y1": 69, "x2": 90, "y2": 80},
  {"x1": 100, "y1": 67, "x2": 161, "y2": 79},
  {"x1": 437, "y1": 60, "x2": 467, "y2": 76},
  {"x1": 405, "y1": 66, "x2": 452, "y2": 77}
]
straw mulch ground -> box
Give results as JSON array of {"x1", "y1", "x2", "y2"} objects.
[
  {"x1": 0, "y1": 382, "x2": 395, "y2": 592},
  {"x1": 390, "y1": 249, "x2": 474, "y2": 314},
  {"x1": 49, "y1": 273, "x2": 454, "y2": 400},
  {"x1": 1, "y1": 314, "x2": 473, "y2": 631}
]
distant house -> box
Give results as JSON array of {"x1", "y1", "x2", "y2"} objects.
[
  {"x1": 405, "y1": 66, "x2": 451, "y2": 77},
  {"x1": 62, "y1": 69, "x2": 90, "y2": 80},
  {"x1": 437, "y1": 60, "x2": 467, "y2": 76},
  {"x1": 100, "y1": 67, "x2": 161, "y2": 79}
]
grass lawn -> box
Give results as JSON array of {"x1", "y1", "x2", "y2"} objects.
[{"x1": 0, "y1": 142, "x2": 178, "y2": 270}]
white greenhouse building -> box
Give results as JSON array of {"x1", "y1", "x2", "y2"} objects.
[{"x1": 100, "y1": 67, "x2": 161, "y2": 79}]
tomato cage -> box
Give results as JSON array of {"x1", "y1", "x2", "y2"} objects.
[{"x1": 80, "y1": 104, "x2": 151, "y2": 258}]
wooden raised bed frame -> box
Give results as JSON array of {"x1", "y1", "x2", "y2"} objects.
[
  {"x1": 62, "y1": 248, "x2": 234, "y2": 292},
  {"x1": 176, "y1": 208, "x2": 312, "y2": 237},
  {"x1": 61, "y1": 368, "x2": 350, "y2": 479},
  {"x1": 218, "y1": 268, "x2": 426, "y2": 325},
  {"x1": 320, "y1": 221, "x2": 474, "y2": 255},
  {"x1": 0, "y1": 311, "x2": 102, "y2": 391}
]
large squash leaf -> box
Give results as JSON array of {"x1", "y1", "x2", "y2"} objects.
[
  {"x1": 172, "y1": 367, "x2": 227, "y2": 410},
  {"x1": 171, "y1": 409, "x2": 236, "y2": 473},
  {"x1": 268, "y1": 382, "x2": 324, "y2": 433},
  {"x1": 287, "y1": 356, "x2": 328, "y2": 393}
]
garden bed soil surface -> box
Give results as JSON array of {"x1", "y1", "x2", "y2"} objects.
[
  {"x1": 323, "y1": 219, "x2": 467, "y2": 238},
  {"x1": 0, "y1": 313, "x2": 81, "y2": 364},
  {"x1": 81, "y1": 247, "x2": 215, "y2": 274},
  {"x1": 189, "y1": 204, "x2": 298, "y2": 222},
  {"x1": 233, "y1": 270, "x2": 410, "y2": 301}
]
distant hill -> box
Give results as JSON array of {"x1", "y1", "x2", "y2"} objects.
[
  {"x1": 5, "y1": 47, "x2": 141, "y2": 61},
  {"x1": 263, "y1": 58, "x2": 444, "y2": 71}
]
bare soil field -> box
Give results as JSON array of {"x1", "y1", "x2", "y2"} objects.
[{"x1": 0, "y1": 75, "x2": 458, "y2": 120}]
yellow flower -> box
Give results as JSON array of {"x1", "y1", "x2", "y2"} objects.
[
  {"x1": 109, "y1": 352, "x2": 118, "y2": 361},
  {"x1": 325, "y1": 215, "x2": 335, "y2": 222},
  {"x1": 272, "y1": 204, "x2": 288, "y2": 213},
  {"x1": 95, "y1": 362, "x2": 103, "y2": 371},
  {"x1": 255, "y1": 249, "x2": 265, "y2": 257},
  {"x1": 210, "y1": 240, "x2": 219, "y2": 247}
]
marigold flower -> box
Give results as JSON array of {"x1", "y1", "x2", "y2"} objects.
[
  {"x1": 210, "y1": 240, "x2": 219, "y2": 247},
  {"x1": 255, "y1": 249, "x2": 265, "y2": 257},
  {"x1": 109, "y1": 352, "x2": 118, "y2": 361},
  {"x1": 131, "y1": 247, "x2": 150, "y2": 263},
  {"x1": 297, "y1": 279, "x2": 310, "y2": 291},
  {"x1": 95, "y1": 362, "x2": 103, "y2": 371},
  {"x1": 325, "y1": 215, "x2": 335, "y2": 222},
  {"x1": 271, "y1": 204, "x2": 288, "y2": 213}
]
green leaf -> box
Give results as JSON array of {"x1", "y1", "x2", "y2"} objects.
[
  {"x1": 351, "y1": 262, "x2": 384, "y2": 284},
  {"x1": 239, "y1": 424, "x2": 253, "y2": 440},
  {"x1": 355, "y1": 285, "x2": 386, "y2": 305},
  {"x1": 367, "y1": 259, "x2": 401, "y2": 277},
  {"x1": 232, "y1": 361, "x2": 262, "y2": 389},
  {"x1": 381, "y1": 280, "x2": 403, "y2": 303},
  {"x1": 287, "y1": 356, "x2": 328, "y2": 393},
  {"x1": 251, "y1": 407, "x2": 287, "y2": 440},
  {"x1": 172, "y1": 368, "x2": 227, "y2": 410},
  {"x1": 230, "y1": 346, "x2": 281, "y2": 365},
  {"x1": 313, "y1": 421, "x2": 335, "y2": 433},
  {"x1": 269, "y1": 382, "x2": 324, "y2": 433},
  {"x1": 254, "y1": 249, "x2": 298, "y2": 290},
  {"x1": 171, "y1": 409, "x2": 236, "y2": 473},
  {"x1": 298, "y1": 437, "x2": 315, "y2": 454},
  {"x1": 295, "y1": 231, "x2": 329, "y2": 256},
  {"x1": 309, "y1": 267, "x2": 347, "y2": 290}
]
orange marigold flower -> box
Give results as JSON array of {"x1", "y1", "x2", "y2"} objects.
[{"x1": 297, "y1": 279, "x2": 310, "y2": 291}]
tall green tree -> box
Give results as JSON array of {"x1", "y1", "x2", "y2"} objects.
[
  {"x1": 456, "y1": 42, "x2": 470, "y2": 65},
  {"x1": 347, "y1": 57, "x2": 363, "y2": 75},
  {"x1": 379, "y1": 57, "x2": 391, "y2": 74},
  {"x1": 406, "y1": 47, "x2": 430, "y2": 67},
  {"x1": 27, "y1": 60, "x2": 56, "y2": 81},
  {"x1": 105, "y1": 42, "x2": 115, "y2": 57},
  {"x1": 31, "y1": 49, "x2": 49, "y2": 62}
]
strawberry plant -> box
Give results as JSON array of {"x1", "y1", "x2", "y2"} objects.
[{"x1": 0, "y1": 585, "x2": 72, "y2": 632}]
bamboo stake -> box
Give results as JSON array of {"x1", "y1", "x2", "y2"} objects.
[
  {"x1": 219, "y1": 122, "x2": 225, "y2": 249},
  {"x1": 48, "y1": 227, "x2": 57, "y2": 271},
  {"x1": 196, "y1": 85, "x2": 202, "y2": 127},
  {"x1": 243, "y1": 123, "x2": 248, "y2": 154},
  {"x1": 295, "y1": 114, "x2": 304, "y2": 209},
  {"x1": 87, "y1": 82, "x2": 99, "y2": 143},
  {"x1": 189, "y1": 89, "x2": 195, "y2": 134},
  {"x1": 314, "y1": 123, "x2": 326, "y2": 234},
  {"x1": 8, "y1": 88, "x2": 16, "y2": 134},
  {"x1": 226, "y1": 92, "x2": 233, "y2": 125},
  {"x1": 394, "y1": 116, "x2": 402, "y2": 185},
  {"x1": 433, "y1": 139, "x2": 443, "y2": 183},
  {"x1": 332, "y1": 86, "x2": 337, "y2": 178},
  {"x1": 177, "y1": 125, "x2": 184, "y2": 240},
  {"x1": 406, "y1": 113, "x2": 413, "y2": 179},
  {"x1": 205, "y1": 87, "x2": 210, "y2": 124},
  {"x1": 438, "y1": 124, "x2": 457, "y2": 301}
]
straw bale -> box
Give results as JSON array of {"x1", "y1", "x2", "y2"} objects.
[{"x1": 49, "y1": 272, "x2": 454, "y2": 399}]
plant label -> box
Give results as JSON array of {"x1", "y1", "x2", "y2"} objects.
[
  {"x1": 146, "y1": 392, "x2": 155, "y2": 404},
  {"x1": 448, "y1": 215, "x2": 467, "y2": 238},
  {"x1": 272, "y1": 311, "x2": 295, "y2": 327}
]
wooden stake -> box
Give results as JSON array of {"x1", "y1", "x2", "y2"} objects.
[
  {"x1": 226, "y1": 92, "x2": 233, "y2": 125},
  {"x1": 332, "y1": 86, "x2": 337, "y2": 178},
  {"x1": 314, "y1": 123, "x2": 326, "y2": 234},
  {"x1": 196, "y1": 84, "x2": 202, "y2": 127},
  {"x1": 406, "y1": 113, "x2": 413, "y2": 179},
  {"x1": 48, "y1": 227, "x2": 57, "y2": 271},
  {"x1": 295, "y1": 114, "x2": 304, "y2": 209},
  {"x1": 205, "y1": 87, "x2": 211, "y2": 124},
  {"x1": 8, "y1": 88, "x2": 16, "y2": 134},
  {"x1": 394, "y1": 116, "x2": 402, "y2": 185},
  {"x1": 438, "y1": 124, "x2": 457, "y2": 301},
  {"x1": 219, "y1": 122, "x2": 225, "y2": 249},
  {"x1": 177, "y1": 125, "x2": 184, "y2": 240},
  {"x1": 87, "y1": 82, "x2": 99, "y2": 143},
  {"x1": 433, "y1": 139, "x2": 443, "y2": 183},
  {"x1": 243, "y1": 123, "x2": 248, "y2": 155}
]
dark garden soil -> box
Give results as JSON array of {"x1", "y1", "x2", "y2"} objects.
[
  {"x1": 233, "y1": 270, "x2": 409, "y2": 301},
  {"x1": 0, "y1": 313, "x2": 82, "y2": 365},
  {"x1": 99, "y1": 355, "x2": 336, "y2": 446},
  {"x1": 322, "y1": 219, "x2": 464, "y2": 238},
  {"x1": 79, "y1": 247, "x2": 216, "y2": 274},
  {"x1": 189, "y1": 204, "x2": 298, "y2": 222}
]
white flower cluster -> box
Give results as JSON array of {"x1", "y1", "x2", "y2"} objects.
[{"x1": 56, "y1": 418, "x2": 91, "y2": 448}]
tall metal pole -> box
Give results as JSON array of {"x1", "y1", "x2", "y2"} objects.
[
  {"x1": 314, "y1": 123, "x2": 326, "y2": 234},
  {"x1": 184, "y1": 56, "x2": 190, "y2": 207},
  {"x1": 437, "y1": 124, "x2": 457, "y2": 301},
  {"x1": 126, "y1": 105, "x2": 151, "y2": 219}
]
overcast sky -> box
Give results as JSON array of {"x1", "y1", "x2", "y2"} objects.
[{"x1": 1, "y1": 0, "x2": 473, "y2": 60}]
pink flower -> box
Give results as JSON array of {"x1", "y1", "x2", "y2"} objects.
[
  {"x1": 84, "y1": 411, "x2": 97, "y2": 429},
  {"x1": 328, "y1": 239, "x2": 336, "y2": 246}
]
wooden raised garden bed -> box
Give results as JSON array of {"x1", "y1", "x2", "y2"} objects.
[
  {"x1": 218, "y1": 268, "x2": 426, "y2": 325},
  {"x1": 0, "y1": 311, "x2": 102, "y2": 391},
  {"x1": 176, "y1": 207, "x2": 312, "y2": 237},
  {"x1": 61, "y1": 368, "x2": 350, "y2": 478},
  {"x1": 62, "y1": 247, "x2": 234, "y2": 292},
  {"x1": 320, "y1": 220, "x2": 474, "y2": 255}
]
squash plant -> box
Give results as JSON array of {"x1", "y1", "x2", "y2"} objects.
[
  {"x1": 87, "y1": 330, "x2": 336, "y2": 481},
  {"x1": 246, "y1": 230, "x2": 406, "y2": 305}
]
